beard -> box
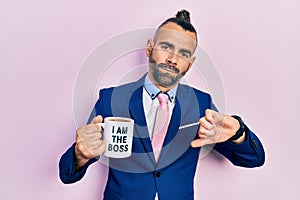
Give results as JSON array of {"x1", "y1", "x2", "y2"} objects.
[{"x1": 149, "y1": 52, "x2": 187, "y2": 88}]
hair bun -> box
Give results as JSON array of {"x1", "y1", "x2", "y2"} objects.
[{"x1": 176, "y1": 9, "x2": 191, "y2": 22}]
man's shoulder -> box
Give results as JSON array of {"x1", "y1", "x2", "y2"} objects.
[
  {"x1": 100, "y1": 81, "x2": 141, "y2": 92},
  {"x1": 178, "y1": 84, "x2": 211, "y2": 99},
  {"x1": 177, "y1": 84, "x2": 213, "y2": 113},
  {"x1": 98, "y1": 78, "x2": 144, "y2": 98}
]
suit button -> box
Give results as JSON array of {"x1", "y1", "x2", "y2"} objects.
[
  {"x1": 156, "y1": 172, "x2": 161, "y2": 177},
  {"x1": 66, "y1": 168, "x2": 70, "y2": 176}
]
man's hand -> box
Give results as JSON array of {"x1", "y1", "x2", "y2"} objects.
[
  {"x1": 74, "y1": 115, "x2": 106, "y2": 170},
  {"x1": 191, "y1": 109, "x2": 245, "y2": 148}
]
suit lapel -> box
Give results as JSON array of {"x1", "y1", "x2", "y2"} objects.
[
  {"x1": 163, "y1": 98, "x2": 181, "y2": 146},
  {"x1": 157, "y1": 84, "x2": 201, "y2": 167},
  {"x1": 156, "y1": 97, "x2": 181, "y2": 165},
  {"x1": 128, "y1": 85, "x2": 154, "y2": 161}
]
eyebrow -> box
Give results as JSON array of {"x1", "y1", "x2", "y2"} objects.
[
  {"x1": 158, "y1": 41, "x2": 192, "y2": 57},
  {"x1": 180, "y1": 49, "x2": 192, "y2": 57}
]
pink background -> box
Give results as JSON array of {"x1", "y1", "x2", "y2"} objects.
[{"x1": 1, "y1": 0, "x2": 299, "y2": 199}]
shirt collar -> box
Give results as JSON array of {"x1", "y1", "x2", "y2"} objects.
[{"x1": 144, "y1": 74, "x2": 177, "y2": 103}]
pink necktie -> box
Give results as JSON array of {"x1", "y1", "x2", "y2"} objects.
[{"x1": 152, "y1": 93, "x2": 169, "y2": 161}]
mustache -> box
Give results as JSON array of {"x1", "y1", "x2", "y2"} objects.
[{"x1": 157, "y1": 63, "x2": 180, "y2": 74}]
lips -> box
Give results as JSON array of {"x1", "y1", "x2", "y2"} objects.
[{"x1": 158, "y1": 64, "x2": 179, "y2": 74}]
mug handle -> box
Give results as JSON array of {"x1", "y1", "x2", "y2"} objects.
[
  {"x1": 96, "y1": 123, "x2": 105, "y2": 129},
  {"x1": 96, "y1": 123, "x2": 105, "y2": 139}
]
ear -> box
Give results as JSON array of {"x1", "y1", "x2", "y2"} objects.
[
  {"x1": 188, "y1": 56, "x2": 196, "y2": 69},
  {"x1": 146, "y1": 39, "x2": 154, "y2": 57}
]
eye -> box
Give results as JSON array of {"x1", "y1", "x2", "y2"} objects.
[
  {"x1": 180, "y1": 52, "x2": 190, "y2": 58},
  {"x1": 160, "y1": 44, "x2": 170, "y2": 50}
]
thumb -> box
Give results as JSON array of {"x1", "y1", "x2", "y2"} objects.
[
  {"x1": 191, "y1": 139, "x2": 207, "y2": 148},
  {"x1": 91, "y1": 115, "x2": 103, "y2": 124}
]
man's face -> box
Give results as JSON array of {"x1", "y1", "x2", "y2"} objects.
[{"x1": 146, "y1": 22, "x2": 197, "y2": 90}]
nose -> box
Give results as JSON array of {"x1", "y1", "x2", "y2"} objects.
[{"x1": 166, "y1": 52, "x2": 178, "y2": 66}]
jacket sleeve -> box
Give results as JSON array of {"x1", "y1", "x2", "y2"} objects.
[
  {"x1": 208, "y1": 95, "x2": 265, "y2": 168},
  {"x1": 59, "y1": 89, "x2": 108, "y2": 184},
  {"x1": 213, "y1": 126, "x2": 265, "y2": 168},
  {"x1": 59, "y1": 143, "x2": 97, "y2": 184}
]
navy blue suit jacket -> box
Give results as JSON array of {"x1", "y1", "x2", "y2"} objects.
[{"x1": 59, "y1": 75, "x2": 265, "y2": 200}]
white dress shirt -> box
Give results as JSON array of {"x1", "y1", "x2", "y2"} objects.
[
  {"x1": 142, "y1": 75, "x2": 177, "y2": 139},
  {"x1": 143, "y1": 75, "x2": 177, "y2": 200}
]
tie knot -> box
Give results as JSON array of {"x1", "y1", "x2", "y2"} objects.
[{"x1": 157, "y1": 93, "x2": 169, "y2": 104}]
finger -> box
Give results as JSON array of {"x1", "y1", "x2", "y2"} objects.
[
  {"x1": 210, "y1": 110, "x2": 226, "y2": 125},
  {"x1": 91, "y1": 115, "x2": 103, "y2": 124},
  {"x1": 205, "y1": 109, "x2": 215, "y2": 123},
  {"x1": 199, "y1": 130, "x2": 214, "y2": 139},
  {"x1": 82, "y1": 131, "x2": 102, "y2": 141},
  {"x1": 191, "y1": 139, "x2": 207, "y2": 148},
  {"x1": 199, "y1": 117, "x2": 214, "y2": 130},
  {"x1": 91, "y1": 141, "x2": 106, "y2": 156},
  {"x1": 199, "y1": 133, "x2": 207, "y2": 139},
  {"x1": 198, "y1": 125, "x2": 215, "y2": 137},
  {"x1": 77, "y1": 124, "x2": 101, "y2": 135},
  {"x1": 80, "y1": 139, "x2": 102, "y2": 154},
  {"x1": 75, "y1": 142, "x2": 93, "y2": 159},
  {"x1": 198, "y1": 125, "x2": 209, "y2": 135},
  {"x1": 91, "y1": 140, "x2": 105, "y2": 150},
  {"x1": 98, "y1": 142, "x2": 106, "y2": 155}
]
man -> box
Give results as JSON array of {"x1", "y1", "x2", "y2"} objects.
[{"x1": 59, "y1": 10, "x2": 265, "y2": 200}]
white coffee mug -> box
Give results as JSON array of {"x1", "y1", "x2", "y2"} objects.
[{"x1": 98, "y1": 117, "x2": 134, "y2": 158}]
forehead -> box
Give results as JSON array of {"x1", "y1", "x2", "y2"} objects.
[{"x1": 155, "y1": 22, "x2": 197, "y2": 51}]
